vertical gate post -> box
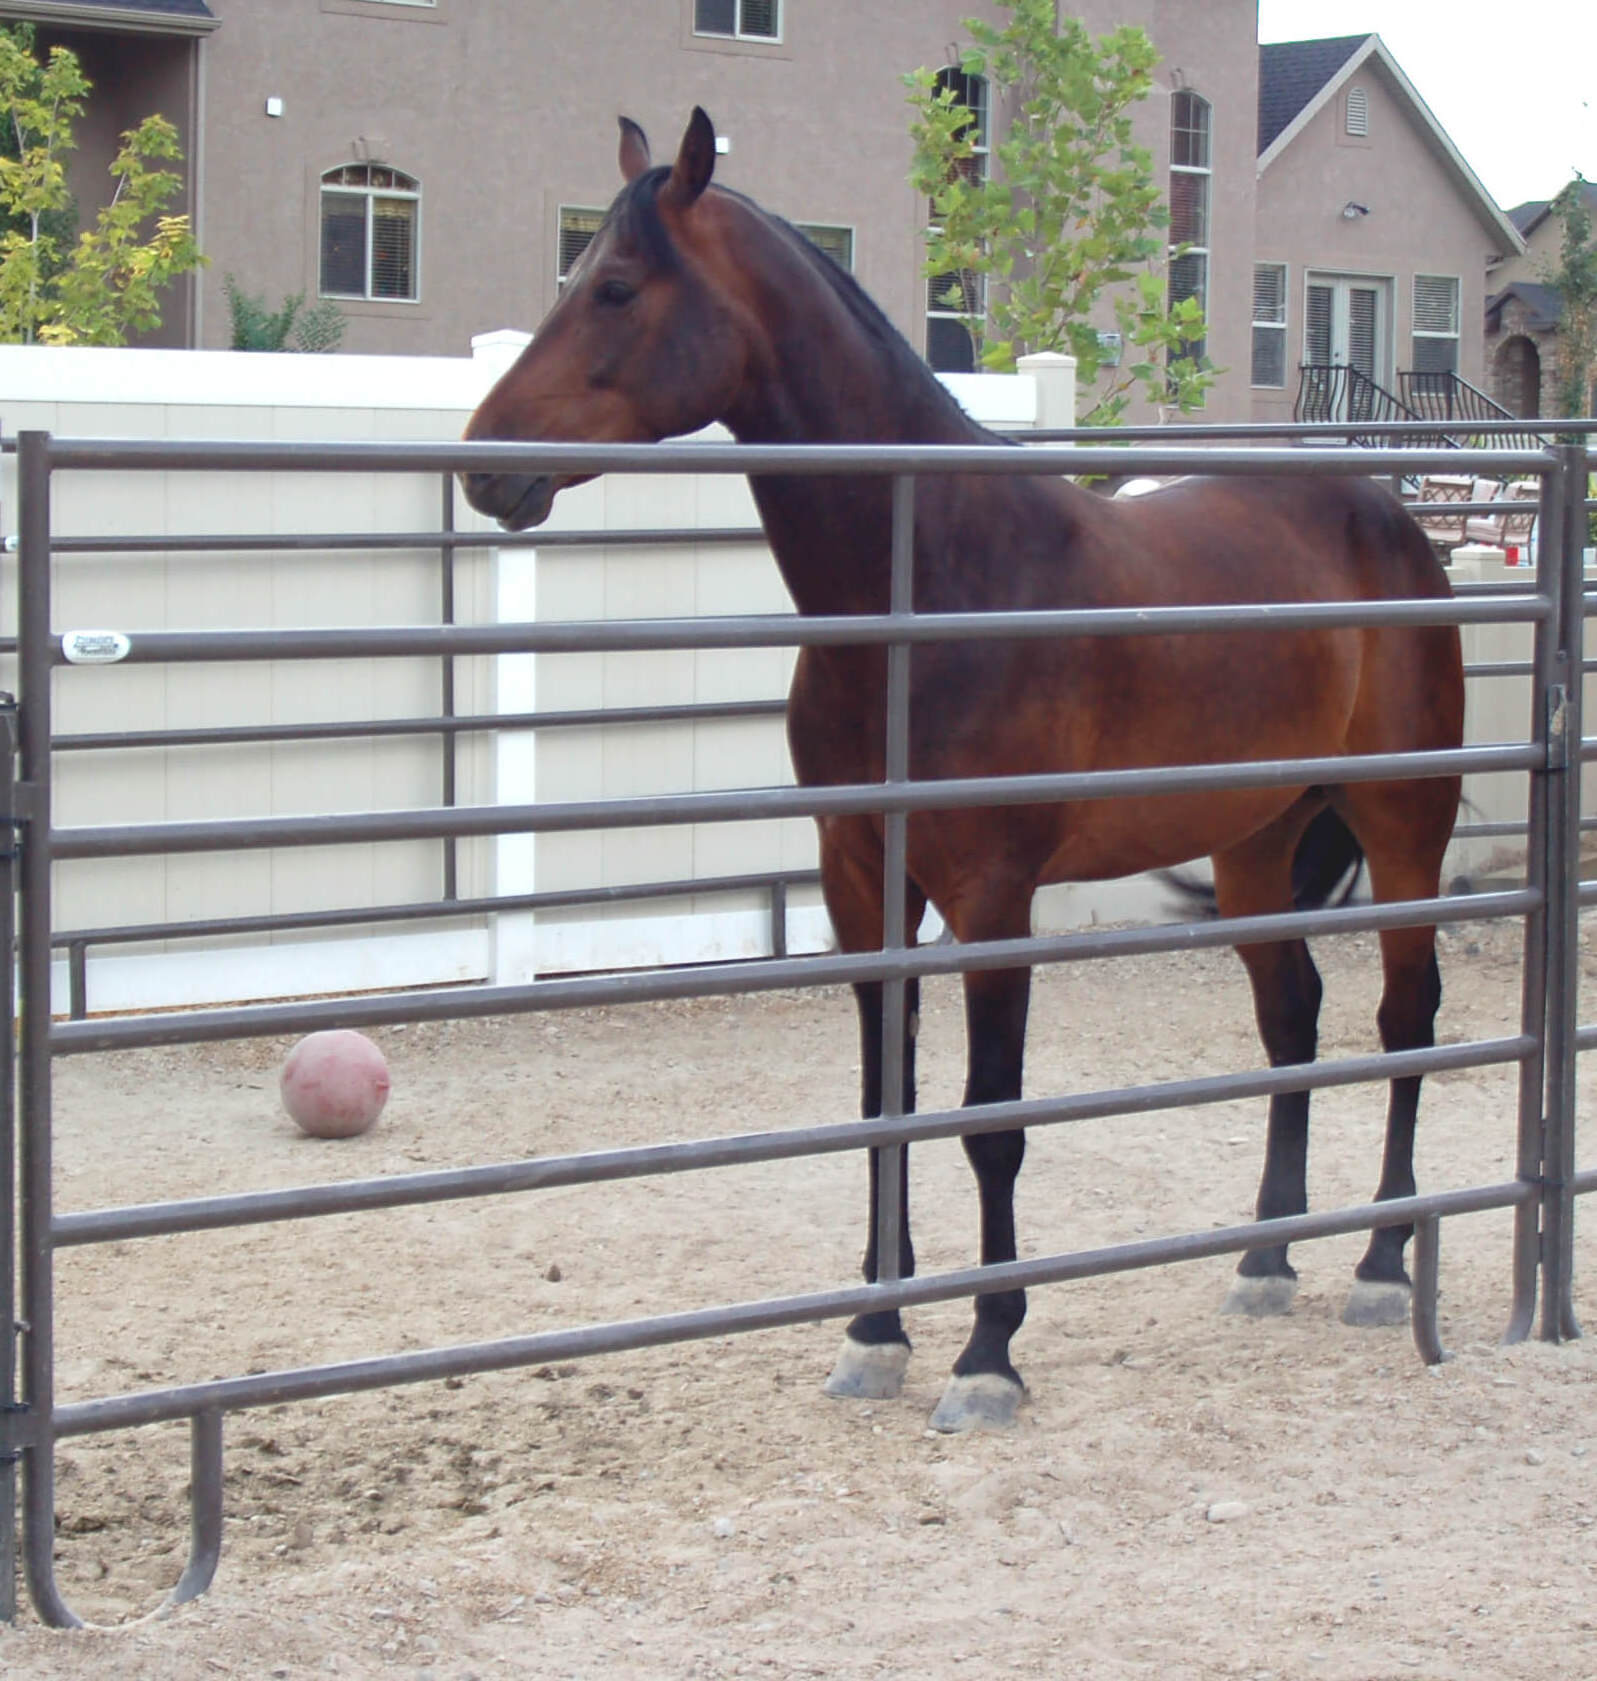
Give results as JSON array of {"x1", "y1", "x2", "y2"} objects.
[
  {"x1": 1, "y1": 694, "x2": 19, "y2": 1623},
  {"x1": 1538, "y1": 444, "x2": 1588, "y2": 1341},
  {"x1": 439, "y1": 471, "x2": 460, "y2": 903},
  {"x1": 1506, "y1": 456, "x2": 1564, "y2": 1342},
  {"x1": 874, "y1": 475, "x2": 916, "y2": 1285},
  {"x1": 14, "y1": 432, "x2": 79, "y2": 1626}
]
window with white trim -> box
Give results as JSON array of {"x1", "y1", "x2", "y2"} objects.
[
  {"x1": 1345, "y1": 85, "x2": 1369, "y2": 136},
  {"x1": 557, "y1": 206, "x2": 605, "y2": 288},
  {"x1": 320, "y1": 164, "x2": 419, "y2": 301},
  {"x1": 1168, "y1": 89, "x2": 1210, "y2": 366},
  {"x1": 1251, "y1": 263, "x2": 1288, "y2": 387},
  {"x1": 694, "y1": 0, "x2": 779, "y2": 40},
  {"x1": 796, "y1": 223, "x2": 854, "y2": 272},
  {"x1": 1411, "y1": 274, "x2": 1460, "y2": 374},
  {"x1": 924, "y1": 67, "x2": 988, "y2": 373}
]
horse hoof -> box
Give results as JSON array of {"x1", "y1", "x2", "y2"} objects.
[
  {"x1": 1220, "y1": 1274, "x2": 1298, "y2": 1317},
  {"x1": 823, "y1": 1337, "x2": 909, "y2": 1400},
  {"x1": 1342, "y1": 1279, "x2": 1411, "y2": 1328},
  {"x1": 928, "y1": 1373, "x2": 1025, "y2": 1433}
]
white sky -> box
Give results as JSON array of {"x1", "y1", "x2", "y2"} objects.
[{"x1": 1256, "y1": 1, "x2": 1596, "y2": 210}]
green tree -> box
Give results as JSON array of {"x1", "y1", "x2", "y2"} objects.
[
  {"x1": 223, "y1": 274, "x2": 346, "y2": 353},
  {"x1": 906, "y1": 0, "x2": 1215, "y2": 426},
  {"x1": 1541, "y1": 176, "x2": 1596, "y2": 425},
  {"x1": 0, "y1": 23, "x2": 204, "y2": 345}
]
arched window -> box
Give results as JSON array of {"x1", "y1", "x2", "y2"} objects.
[
  {"x1": 924, "y1": 67, "x2": 988, "y2": 373},
  {"x1": 1168, "y1": 90, "x2": 1210, "y2": 367},
  {"x1": 320, "y1": 164, "x2": 420, "y2": 301}
]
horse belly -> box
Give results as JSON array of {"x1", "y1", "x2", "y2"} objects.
[{"x1": 1035, "y1": 787, "x2": 1304, "y2": 884}]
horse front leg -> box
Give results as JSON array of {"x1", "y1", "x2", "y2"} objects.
[
  {"x1": 930, "y1": 958, "x2": 1033, "y2": 1433},
  {"x1": 819, "y1": 820, "x2": 927, "y2": 1402}
]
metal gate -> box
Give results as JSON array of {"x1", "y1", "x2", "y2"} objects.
[{"x1": 3, "y1": 426, "x2": 1594, "y2": 1626}]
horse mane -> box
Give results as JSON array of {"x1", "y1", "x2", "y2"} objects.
[{"x1": 614, "y1": 167, "x2": 999, "y2": 445}]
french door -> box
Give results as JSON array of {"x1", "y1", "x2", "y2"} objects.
[{"x1": 1304, "y1": 274, "x2": 1392, "y2": 420}]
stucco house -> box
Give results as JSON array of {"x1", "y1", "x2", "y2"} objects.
[
  {"x1": 1485, "y1": 182, "x2": 1597, "y2": 419},
  {"x1": 1250, "y1": 33, "x2": 1524, "y2": 426},
  {"x1": 1, "y1": 2, "x2": 1528, "y2": 429}
]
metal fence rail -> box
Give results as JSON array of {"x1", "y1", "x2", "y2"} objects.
[{"x1": 3, "y1": 427, "x2": 1593, "y2": 1630}]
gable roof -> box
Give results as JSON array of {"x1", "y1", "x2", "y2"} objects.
[
  {"x1": 1510, "y1": 180, "x2": 1597, "y2": 242},
  {"x1": 1487, "y1": 281, "x2": 1563, "y2": 333},
  {"x1": 1258, "y1": 35, "x2": 1369, "y2": 154},
  {"x1": 1257, "y1": 33, "x2": 1524, "y2": 256},
  {"x1": 0, "y1": 0, "x2": 217, "y2": 34}
]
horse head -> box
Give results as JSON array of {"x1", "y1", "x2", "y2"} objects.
[{"x1": 461, "y1": 108, "x2": 747, "y2": 530}]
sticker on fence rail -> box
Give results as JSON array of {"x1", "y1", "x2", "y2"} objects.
[{"x1": 60, "y1": 630, "x2": 132, "y2": 665}]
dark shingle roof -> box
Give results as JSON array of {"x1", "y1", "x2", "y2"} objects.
[
  {"x1": 1, "y1": 0, "x2": 217, "y2": 25},
  {"x1": 1487, "y1": 282, "x2": 1563, "y2": 333},
  {"x1": 1258, "y1": 35, "x2": 1372, "y2": 154},
  {"x1": 1508, "y1": 201, "x2": 1549, "y2": 234},
  {"x1": 1510, "y1": 180, "x2": 1597, "y2": 239},
  {"x1": 66, "y1": 0, "x2": 213, "y2": 13}
]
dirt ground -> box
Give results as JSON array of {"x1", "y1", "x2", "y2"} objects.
[{"x1": 3, "y1": 913, "x2": 1595, "y2": 1679}]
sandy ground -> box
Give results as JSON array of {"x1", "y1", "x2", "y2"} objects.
[{"x1": 3, "y1": 913, "x2": 1595, "y2": 1679}]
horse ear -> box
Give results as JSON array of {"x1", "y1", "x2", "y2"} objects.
[
  {"x1": 618, "y1": 116, "x2": 651, "y2": 183},
  {"x1": 660, "y1": 106, "x2": 716, "y2": 210}
]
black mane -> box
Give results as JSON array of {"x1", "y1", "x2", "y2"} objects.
[{"x1": 612, "y1": 168, "x2": 996, "y2": 444}]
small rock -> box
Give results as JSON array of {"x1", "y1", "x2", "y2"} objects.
[
  {"x1": 545, "y1": 1263, "x2": 562, "y2": 1283},
  {"x1": 712, "y1": 1516, "x2": 736, "y2": 1539},
  {"x1": 1525, "y1": 1448, "x2": 1546, "y2": 1466},
  {"x1": 1206, "y1": 1500, "x2": 1250, "y2": 1523}
]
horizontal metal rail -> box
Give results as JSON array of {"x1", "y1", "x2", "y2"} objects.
[
  {"x1": 48, "y1": 886, "x2": 1539, "y2": 1055},
  {"x1": 51, "y1": 697, "x2": 788, "y2": 754},
  {"x1": 47, "y1": 591, "x2": 1548, "y2": 667},
  {"x1": 52, "y1": 868, "x2": 819, "y2": 952},
  {"x1": 48, "y1": 1177, "x2": 1537, "y2": 1440},
  {"x1": 39, "y1": 437, "x2": 1557, "y2": 478},
  {"x1": 27, "y1": 524, "x2": 765, "y2": 556},
  {"x1": 45, "y1": 743, "x2": 1545, "y2": 861},
  {"x1": 53, "y1": 1032, "x2": 1535, "y2": 1248}
]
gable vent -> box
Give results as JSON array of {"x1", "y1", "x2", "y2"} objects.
[{"x1": 1346, "y1": 85, "x2": 1369, "y2": 136}]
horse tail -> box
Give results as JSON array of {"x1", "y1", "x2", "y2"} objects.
[{"x1": 1160, "y1": 806, "x2": 1366, "y2": 918}]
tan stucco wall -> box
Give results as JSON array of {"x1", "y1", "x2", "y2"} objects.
[
  {"x1": 183, "y1": 0, "x2": 1257, "y2": 416},
  {"x1": 1251, "y1": 58, "x2": 1514, "y2": 422}
]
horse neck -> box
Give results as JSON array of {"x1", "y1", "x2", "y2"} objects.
[{"x1": 716, "y1": 227, "x2": 994, "y2": 616}]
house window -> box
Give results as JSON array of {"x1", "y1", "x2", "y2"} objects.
[
  {"x1": 694, "y1": 0, "x2": 779, "y2": 40},
  {"x1": 320, "y1": 164, "x2": 419, "y2": 301},
  {"x1": 1168, "y1": 89, "x2": 1211, "y2": 365},
  {"x1": 1252, "y1": 263, "x2": 1288, "y2": 387},
  {"x1": 1345, "y1": 86, "x2": 1369, "y2": 136},
  {"x1": 558, "y1": 206, "x2": 606, "y2": 287},
  {"x1": 796, "y1": 223, "x2": 854, "y2": 271},
  {"x1": 925, "y1": 67, "x2": 988, "y2": 373},
  {"x1": 1411, "y1": 274, "x2": 1460, "y2": 374}
]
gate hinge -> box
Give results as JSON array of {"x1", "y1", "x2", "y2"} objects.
[
  {"x1": 0, "y1": 1401, "x2": 32, "y2": 1464},
  {"x1": 1546, "y1": 685, "x2": 1571, "y2": 771}
]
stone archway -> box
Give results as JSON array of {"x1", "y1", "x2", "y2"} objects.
[{"x1": 1492, "y1": 334, "x2": 1542, "y2": 417}]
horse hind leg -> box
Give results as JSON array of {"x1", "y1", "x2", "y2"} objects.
[
  {"x1": 1210, "y1": 809, "x2": 1326, "y2": 1317},
  {"x1": 1340, "y1": 785, "x2": 1452, "y2": 1328}
]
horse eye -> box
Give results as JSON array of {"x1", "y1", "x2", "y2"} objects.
[{"x1": 593, "y1": 278, "x2": 636, "y2": 307}]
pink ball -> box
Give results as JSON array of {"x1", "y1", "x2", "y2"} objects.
[{"x1": 280, "y1": 1030, "x2": 391, "y2": 1138}]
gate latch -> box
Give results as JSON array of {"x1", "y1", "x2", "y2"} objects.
[{"x1": 1546, "y1": 684, "x2": 1571, "y2": 771}]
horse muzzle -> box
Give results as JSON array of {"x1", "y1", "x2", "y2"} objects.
[{"x1": 458, "y1": 471, "x2": 560, "y2": 531}]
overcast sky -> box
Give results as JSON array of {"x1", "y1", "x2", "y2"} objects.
[{"x1": 1255, "y1": 0, "x2": 1595, "y2": 211}]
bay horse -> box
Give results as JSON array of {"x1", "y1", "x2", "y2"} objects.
[{"x1": 461, "y1": 110, "x2": 1464, "y2": 1432}]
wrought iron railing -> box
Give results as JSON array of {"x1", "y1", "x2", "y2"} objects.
[{"x1": 1399, "y1": 370, "x2": 1550, "y2": 451}]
